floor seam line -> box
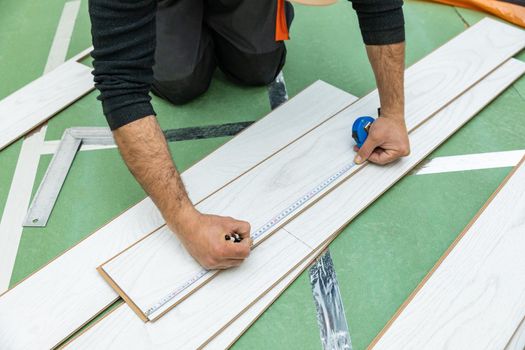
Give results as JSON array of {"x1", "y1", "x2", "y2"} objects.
[
  {"x1": 282, "y1": 227, "x2": 315, "y2": 250},
  {"x1": 512, "y1": 85, "x2": 525, "y2": 102},
  {"x1": 453, "y1": 7, "x2": 470, "y2": 28}
]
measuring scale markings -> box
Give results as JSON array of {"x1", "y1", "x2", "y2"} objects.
[{"x1": 145, "y1": 160, "x2": 358, "y2": 318}]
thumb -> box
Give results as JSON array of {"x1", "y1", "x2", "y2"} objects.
[{"x1": 354, "y1": 136, "x2": 378, "y2": 164}]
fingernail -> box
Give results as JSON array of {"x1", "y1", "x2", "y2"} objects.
[{"x1": 354, "y1": 155, "x2": 363, "y2": 164}]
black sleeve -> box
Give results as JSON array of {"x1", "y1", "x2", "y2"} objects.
[
  {"x1": 349, "y1": 0, "x2": 405, "y2": 45},
  {"x1": 88, "y1": 0, "x2": 157, "y2": 130}
]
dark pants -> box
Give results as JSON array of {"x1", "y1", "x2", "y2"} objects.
[{"x1": 151, "y1": 0, "x2": 294, "y2": 105}]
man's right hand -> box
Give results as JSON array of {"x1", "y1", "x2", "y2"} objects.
[{"x1": 168, "y1": 207, "x2": 252, "y2": 270}]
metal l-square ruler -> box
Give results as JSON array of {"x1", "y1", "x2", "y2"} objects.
[{"x1": 23, "y1": 127, "x2": 114, "y2": 227}]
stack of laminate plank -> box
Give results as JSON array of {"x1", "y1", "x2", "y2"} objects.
[{"x1": 0, "y1": 18, "x2": 524, "y2": 350}]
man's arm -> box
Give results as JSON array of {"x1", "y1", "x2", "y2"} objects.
[
  {"x1": 89, "y1": 0, "x2": 251, "y2": 269},
  {"x1": 113, "y1": 117, "x2": 251, "y2": 269},
  {"x1": 350, "y1": 0, "x2": 410, "y2": 165}
]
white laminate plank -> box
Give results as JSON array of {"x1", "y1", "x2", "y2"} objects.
[
  {"x1": 203, "y1": 241, "x2": 329, "y2": 350},
  {"x1": 505, "y1": 316, "x2": 525, "y2": 350},
  {"x1": 63, "y1": 41, "x2": 525, "y2": 350},
  {"x1": 99, "y1": 18, "x2": 525, "y2": 321},
  {"x1": 0, "y1": 60, "x2": 94, "y2": 151},
  {"x1": 412, "y1": 150, "x2": 525, "y2": 175},
  {"x1": 0, "y1": 130, "x2": 46, "y2": 293},
  {"x1": 181, "y1": 80, "x2": 356, "y2": 201},
  {"x1": 44, "y1": 0, "x2": 81, "y2": 73},
  {"x1": 64, "y1": 230, "x2": 314, "y2": 349},
  {"x1": 370, "y1": 161, "x2": 525, "y2": 350},
  {"x1": 0, "y1": 82, "x2": 356, "y2": 349}
]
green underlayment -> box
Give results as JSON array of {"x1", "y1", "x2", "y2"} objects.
[{"x1": 0, "y1": 0, "x2": 524, "y2": 349}]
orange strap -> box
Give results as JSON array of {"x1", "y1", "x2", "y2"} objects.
[
  {"x1": 427, "y1": 0, "x2": 524, "y2": 28},
  {"x1": 275, "y1": 0, "x2": 290, "y2": 41}
]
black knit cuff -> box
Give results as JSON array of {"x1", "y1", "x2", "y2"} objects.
[
  {"x1": 104, "y1": 100, "x2": 156, "y2": 130},
  {"x1": 357, "y1": 7, "x2": 405, "y2": 45}
]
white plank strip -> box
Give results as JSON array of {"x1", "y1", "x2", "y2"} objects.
[
  {"x1": 99, "y1": 18, "x2": 525, "y2": 321},
  {"x1": 0, "y1": 81, "x2": 356, "y2": 349},
  {"x1": 64, "y1": 58, "x2": 525, "y2": 350},
  {"x1": 40, "y1": 140, "x2": 117, "y2": 155},
  {"x1": 68, "y1": 46, "x2": 93, "y2": 63},
  {"x1": 505, "y1": 316, "x2": 525, "y2": 350},
  {"x1": 413, "y1": 150, "x2": 525, "y2": 175},
  {"x1": 44, "y1": 0, "x2": 81, "y2": 73},
  {"x1": 370, "y1": 160, "x2": 525, "y2": 350},
  {"x1": 0, "y1": 60, "x2": 93, "y2": 151},
  {"x1": 0, "y1": 129, "x2": 46, "y2": 293}
]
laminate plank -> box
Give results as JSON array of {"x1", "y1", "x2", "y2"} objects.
[
  {"x1": 63, "y1": 46, "x2": 525, "y2": 350},
  {"x1": 370, "y1": 160, "x2": 525, "y2": 350},
  {"x1": 203, "y1": 241, "x2": 329, "y2": 350},
  {"x1": 0, "y1": 60, "x2": 94, "y2": 151},
  {"x1": 99, "y1": 18, "x2": 525, "y2": 322},
  {"x1": 0, "y1": 81, "x2": 356, "y2": 349}
]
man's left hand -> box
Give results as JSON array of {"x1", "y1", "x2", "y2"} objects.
[{"x1": 353, "y1": 115, "x2": 410, "y2": 165}]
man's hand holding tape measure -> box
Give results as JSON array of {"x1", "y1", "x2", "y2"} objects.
[{"x1": 353, "y1": 112, "x2": 410, "y2": 166}]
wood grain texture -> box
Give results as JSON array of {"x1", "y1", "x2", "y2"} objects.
[
  {"x1": 370, "y1": 159, "x2": 525, "y2": 350},
  {"x1": 0, "y1": 60, "x2": 94, "y2": 151},
  {"x1": 99, "y1": 18, "x2": 525, "y2": 322},
  {"x1": 0, "y1": 82, "x2": 355, "y2": 349},
  {"x1": 62, "y1": 43, "x2": 525, "y2": 350}
]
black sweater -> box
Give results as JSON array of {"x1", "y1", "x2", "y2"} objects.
[{"x1": 88, "y1": 0, "x2": 405, "y2": 130}]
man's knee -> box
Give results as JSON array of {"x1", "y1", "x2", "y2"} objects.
[
  {"x1": 212, "y1": 0, "x2": 293, "y2": 86},
  {"x1": 215, "y1": 38, "x2": 287, "y2": 86},
  {"x1": 152, "y1": 44, "x2": 216, "y2": 105},
  {"x1": 152, "y1": 74, "x2": 211, "y2": 105}
]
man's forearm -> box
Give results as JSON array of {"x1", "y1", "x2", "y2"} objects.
[
  {"x1": 354, "y1": 41, "x2": 409, "y2": 165},
  {"x1": 366, "y1": 42, "x2": 405, "y2": 120},
  {"x1": 113, "y1": 116, "x2": 196, "y2": 227}
]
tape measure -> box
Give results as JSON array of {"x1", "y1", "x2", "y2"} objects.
[
  {"x1": 144, "y1": 116, "x2": 376, "y2": 318},
  {"x1": 352, "y1": 116, "x2": 375, "y2": 148}
]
